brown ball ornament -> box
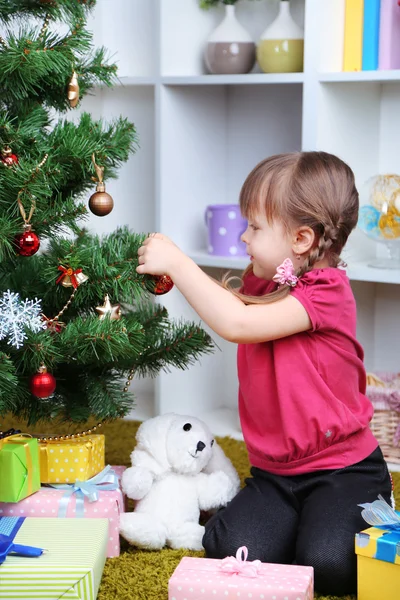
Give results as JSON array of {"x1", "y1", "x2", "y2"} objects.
[{"x1": 88, "y1": 183, "x2": 114, "y2": 217}]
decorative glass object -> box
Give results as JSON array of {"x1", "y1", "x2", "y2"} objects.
[
  {"x1": 204, "y1": 5, "x2": 256, "y2": 75},
  {"x1": 358, "y1": 174, "x2": 400, "y2": 269},
  {"x1": 257, "y1": 0, "x2": 304, "y2": 74}
]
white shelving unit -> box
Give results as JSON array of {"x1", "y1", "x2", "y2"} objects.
[{"x1": 85, "y1": 0, "x2": 400, "y2": 470}]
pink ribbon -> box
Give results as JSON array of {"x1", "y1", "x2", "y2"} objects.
[
  {"x1": 220, "y1": 546, "x2": 261, "y2": 578},
  {"x1": 272, "y1": 258, "x2": 298, "y2": 287}
]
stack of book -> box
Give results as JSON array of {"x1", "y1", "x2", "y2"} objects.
[{"x1": 340, "y1": 0, "x2": 400, "y2": 71}]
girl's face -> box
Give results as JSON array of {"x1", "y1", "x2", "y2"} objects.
[{"x1": 241, "y1": 213, "x2": 296, "y2": 280}]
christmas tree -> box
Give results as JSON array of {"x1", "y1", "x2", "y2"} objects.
[{"x1": 0, "y1": 0, "x2": 213, "y2": 427}]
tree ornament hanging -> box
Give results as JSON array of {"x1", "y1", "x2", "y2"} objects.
[
  {"x1": 67, "y1": 71, "x2": 79, "y2": 108},
  {"x1": 14, "y1": 154, "x2": 48, "y2": 257},
  {"x1": 95, "y1": 294, "x2": 122, "y2": 320},
  {"x1": 15, "y1": 224, "x2": 40, "y2": 256},
  {"x1": 1, "y1": 147, "x2": 19, "y2": 167},
  {"x1": 56, "y1": 265, "x2": 88, "y2": 288},
  {"x1": 30, "y1": 364, "x2": 56, "y2": 399},
  {"x1": 0, "y1": 290, "x2": 45, "y2": 349},
  {"x1": 143, "y1": 275, "x2": 174, "y2": 296},
  {"x1": 89, "y1": 154, "x2": 114, "y2": 216}
]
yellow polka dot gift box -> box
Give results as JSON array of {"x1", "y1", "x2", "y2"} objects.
[
  {"x1": 38, "y1": 434, "x2": 105, "y2": 484},
  {"x1": 168, "y1": 546, "x2": 314, "y2": 600},
  {"x1": 355, "y1": 496, "x2": 400, "y2": 600}
]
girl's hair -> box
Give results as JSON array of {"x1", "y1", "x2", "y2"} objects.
[{"x1": 223, "y1": 151, "x2": 359, "y2": 304}]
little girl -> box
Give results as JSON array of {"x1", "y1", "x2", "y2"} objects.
[{"x1": 136, "y1": 151, "x2": 392, "y2": 596}]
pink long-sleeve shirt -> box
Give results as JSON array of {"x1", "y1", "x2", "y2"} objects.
[{"x1": 237, "y1": 268, "x2": 378, "y2": 475}]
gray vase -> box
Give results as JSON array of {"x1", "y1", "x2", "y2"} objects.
[{"x1": 204, "y1": 5, "x2": 256, "y2": 75}]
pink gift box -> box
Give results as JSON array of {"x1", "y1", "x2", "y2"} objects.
[
  {"x1": 0, "y1": 464, "x2": 126, "y2": 558},
  {"x1": 169, "y1": 548, "x2": 314, "y2": 600}
]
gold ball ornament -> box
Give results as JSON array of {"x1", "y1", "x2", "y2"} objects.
[
  {"x1": 88, "y1": 183, "x2": 114, "y2": 217},
  {"x1": 378, "y1": 204, "x2": 400, "y2": 240},
  {"x1": 67, "y1": 71, "x2": 79, "y2": 108},
  {"x1": 96, "y1": 294, "x2": 121, "y2": 321}
]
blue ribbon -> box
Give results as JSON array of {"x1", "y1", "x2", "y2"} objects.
[
  {"x1": 359, "y1": 495, "x2": 400, "y2": 563},
  {"x1": 0, "y1": 517, "x2": 43, "y2": 564},
  {"x1": 48, "y1": 465, "x2": 120, "y2": 518}
]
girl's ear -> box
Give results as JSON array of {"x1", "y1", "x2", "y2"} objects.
[{"x1": 292, "y1": 226, "x2": 316, "y2": 255}]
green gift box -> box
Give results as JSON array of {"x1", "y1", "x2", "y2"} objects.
[
  {"x1": 0, "y1": 436, "x2": 41, "y2": 503},
  {"x1": 0, "y1": 517, "x2": 108, "y2": 599}
]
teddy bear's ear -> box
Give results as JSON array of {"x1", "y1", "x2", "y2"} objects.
[{"x1": 135, "y1": 413, "x2": 177, "y2": 470}]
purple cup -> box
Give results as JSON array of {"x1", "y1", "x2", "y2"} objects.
[{"x1": 205, "y1": 204, "x2": 248, "y2": 257}]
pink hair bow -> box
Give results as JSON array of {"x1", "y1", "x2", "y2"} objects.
[
  {"x1": 220, "y1": 546, "x2": 261, "y2": 578},
  {"x1": 272, "y1": 258, "x2": 298, "y2": 287}
]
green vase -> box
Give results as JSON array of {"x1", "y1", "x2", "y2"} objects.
[{"x1": 257, "y1": 0, "x2": 304, "y2": 74}]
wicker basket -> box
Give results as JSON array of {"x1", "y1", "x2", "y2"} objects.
[{"x1": 367, "y1": 372, "x2": 400, "y2": 464}]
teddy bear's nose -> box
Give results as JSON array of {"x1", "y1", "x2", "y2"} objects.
[{"x1": 196, "y1": 441, "x2": 206, "y2": 453}]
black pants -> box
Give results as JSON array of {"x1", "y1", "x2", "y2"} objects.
[{"x1": 203, "y1": 447, "x2": 392, "y2": 596}]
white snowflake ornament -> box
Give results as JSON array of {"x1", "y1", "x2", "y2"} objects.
[{"x1": 0, "y1": 290, "x2": 46, "y2": 349}]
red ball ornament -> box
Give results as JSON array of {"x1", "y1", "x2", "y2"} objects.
[
  {"x1": 143, "y1": 274, "x2": 174, "y2": 295},
  {"x1": 15, "y1": 226, "x2": 40, "y2": 256},
  {"x1": 1, "y1": 147, "x2": 18, "y2": 167},
  {"x1": 30, "y1": 365, "x2": 56, "y2": 399}
]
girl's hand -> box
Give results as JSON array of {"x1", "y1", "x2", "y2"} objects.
[{"x1": 136, "y1": 233, "x2": 185, "y2": 276}]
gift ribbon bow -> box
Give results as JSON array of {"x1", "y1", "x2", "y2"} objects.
[
  {"x1": 359, "y1": 495, "x2": 400, "y2": 563},
  {"x1": 0, "y1": 517, "x2": 43, "y2": 565},
  {"x1": 49, "y1": 465, "x2": 120, "y2": 518},
  {"x1": 359, "y1": 494, "x2": 400, "y2": 531},
  {"x1": 0, "y1": 434, "x2": 34, "y2": 495},
  {"x1": 56, "y1": 265, "x2": 83, "y2": 289},
  {"x1": 220, "y1": 547, "x2": 261, "y2": 578}
]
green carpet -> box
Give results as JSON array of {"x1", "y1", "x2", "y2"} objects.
[{"x1": 1, "y1": 417, "x2": 399, "y2": 600}]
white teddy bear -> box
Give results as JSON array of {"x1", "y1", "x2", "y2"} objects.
[{"x1": 119, "y1": 413, "x2": 240, "y2": 550}]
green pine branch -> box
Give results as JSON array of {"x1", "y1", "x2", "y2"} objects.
[
  {"x1": 0, "y1": 0, "x2": 215, "y2": 427},
  {"x1": 0, "y1": 0, "x2": 95, "y2": 26}
]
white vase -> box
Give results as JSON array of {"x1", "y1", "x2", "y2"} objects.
[
  {"x1": 204, "y1": 5, "x2": 256, "y2": 75},
  {"x1": 257, "y1": 0, "x2": 304, "y2": 74}
]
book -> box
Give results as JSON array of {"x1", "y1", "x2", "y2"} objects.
[
  {"x1": 362, "y1": 0, "x2": 381, "y2": 70},
  {"x1": 379, "y1": 0, "x2": 400, "y2": 69},
  {"x1": 321, "y1": 0, "x2": 346, "y2": 71},
  {"x1": 343, "y1": 0, "x2": 364, "y2": 71}
]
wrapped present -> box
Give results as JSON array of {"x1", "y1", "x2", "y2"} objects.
[
  {"x1": 0, "y1": 516, "x2": 108, "y2": 599},
  {"x1": 0, "y1": 434, "x2": 40, "y2": 503},
  {"x1": 38, "y1": 434, "x2": 105, "y2": 483},
  {"x1": 355, "y1": 495, "x2": 400, "y2": 600},
  {"x1": 168, "y1": 546, "x2": 314, "y2": 600},
  {"x1": 0, "y1": 465, "x2": 126, "y2": 558}
]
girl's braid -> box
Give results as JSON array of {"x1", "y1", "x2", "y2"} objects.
[{"x1": 297, "y1": 223, "x2": 339, "y2": 278}]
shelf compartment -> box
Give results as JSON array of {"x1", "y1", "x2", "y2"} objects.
[
  {"x1": 160, "y1": 0, "x2": 305, "y2": 77},
  {"x1": 158, "y1": 83, "x2": 303, "y2": 250}
]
